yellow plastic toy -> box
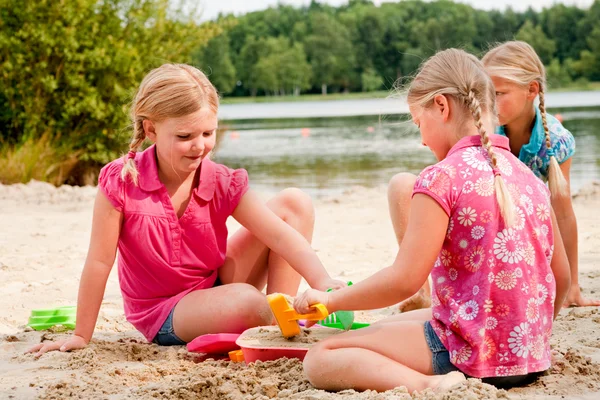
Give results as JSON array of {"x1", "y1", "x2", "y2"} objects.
[{"x1": 266, "y1": 293, "x2": 328, "y2": 338}]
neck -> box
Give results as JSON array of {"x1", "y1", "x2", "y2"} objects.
[
  {"x1": 503, "y1": 106, "x2": 536, "y2": 157},
  {"x1": 504, "y1": 106, "x2": 536, "y2": 140},
  {"x1": 155, "y1": 152, "x2": 196, "y2": 190}
]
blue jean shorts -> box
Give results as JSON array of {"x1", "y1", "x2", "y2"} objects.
[
  {"x1": 152, "y1": 306, "x2": 187, "y2": 346},
  {"x1": 424, "y1": 320, "x2": 460, "y2": 375},
  {"x1": 423, "y1": 320, "x2": 545, "y2": 388}
]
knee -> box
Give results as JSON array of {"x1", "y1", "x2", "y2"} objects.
[
  {"x1": 388, "y1": 172, "x2": 417, "y2": 203},
  {"x1": 274, "y1": 188, "x2": 314, "y2": 221},
  {"x1": 303, "y1": 344, "x2": 329, "y2": 388},
  {"x1": 230, "y1": 283, "x2": 273, "y2": 326}
]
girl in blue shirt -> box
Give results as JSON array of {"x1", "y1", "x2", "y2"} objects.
[{"x1": 483, "y1": 41, "x2": 598, "y2": 307}]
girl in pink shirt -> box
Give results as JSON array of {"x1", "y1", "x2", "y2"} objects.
[
  {"x1": 293, "y1": 49, "x2": 570, "y2": 393},
  {"x1": 29, "y1": 64, "x2": 343, "y2": 355}
]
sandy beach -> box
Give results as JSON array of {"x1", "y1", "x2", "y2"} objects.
[{"x1": 1, "y1": 180, "x2": 600, "y2": 399}]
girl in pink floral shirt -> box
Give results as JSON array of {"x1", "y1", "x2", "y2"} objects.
[{"x1": 293, "y1": 49, "x2": 570, "y2": 393}]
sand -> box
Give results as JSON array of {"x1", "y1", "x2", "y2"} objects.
[{"x1": 1, "y1": 180, "x2": 600, "y2": 399}]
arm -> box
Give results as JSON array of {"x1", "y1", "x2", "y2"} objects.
[
  {"x1": 551, "y1": 159, "x2": 599, "y2": 305},
  {"x1": 231, "y1": 189, "x2": 333, "y2": 290},
  {"x1": 551, "y1": 159, "x2": 578, "y2": 283},
  {"x1": 549, "y1": 208, "x2": 571, "y2": 319},
  {"x1": 29, "y1": 190, "x2": 122, "y2": 356},
  {"x1": 297, "y1": 194, "x2": 448, "y2": 313}
]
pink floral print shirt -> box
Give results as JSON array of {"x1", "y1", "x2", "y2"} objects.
[{"x1": 413, "y1": 134, "x2": 555, "y2": 378}]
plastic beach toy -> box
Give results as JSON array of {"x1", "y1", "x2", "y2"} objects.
[
  {"x1": 28, "y1": 306, "x2": 76, "y2": 331},
  {"x1": 267, "y1": 293, "x2": 328, "y2": 338}
]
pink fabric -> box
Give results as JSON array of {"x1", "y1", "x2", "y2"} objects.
[
  {"x1": 413, "y1": 134, "x2": 555, "y2": 378},
  {"x1": 98, "y1": 145, "x2": 249, "y2": 341}
]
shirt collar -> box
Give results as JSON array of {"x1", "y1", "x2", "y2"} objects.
[
  {"x1": 496, "y1": 107, "x2": 544, "y2": 158},
  {"x1": 136, "y1": 144, "x2": 216, "y2": 201},
  {"x1": 446, "y1": 134, "x2": 511, "y2": 157}
]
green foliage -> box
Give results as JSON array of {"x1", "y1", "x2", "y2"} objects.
[
  {"x1": 361, "y1": 69, "x2": 383, "y2": 92},
  {"x1": 515, "y1": 20, "x2": 556, "y2": 64},
  {"x1": 546, "y1": 58, "x2": 572, "y2": 88},
  {"x1": 0, "y1": 0, "x2": 220, "y2": 183},
  {"x1": 194, "y1": 32, "x2": 237, "y2": 95}
]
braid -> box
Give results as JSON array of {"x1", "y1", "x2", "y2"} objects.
[
  {"x1": 120, "y1": 117, "x2": 146, "y2": 185},
  {"x1": 538, "y1": 90, "x2": 568, "y2": 198},
  {"x1": 466, "y1": 90, "x2": 516, "y2": 227}
]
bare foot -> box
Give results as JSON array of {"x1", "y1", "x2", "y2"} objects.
[
  {"x1": 562, "y1": 285, "x2": 600, "y2": 308},
  {"x1": 433, "y1": 371, "x2": 467, "y2": 393},
  {"x1": 398, "y1": 288, "x2": 431, "y2": 313}
]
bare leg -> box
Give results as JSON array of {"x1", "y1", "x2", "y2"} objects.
[
  {"x1": 219, "y1": 187, "x2": 314, "y2": 294},
  {"x1": 303, "y1": 321, "x2": 465, "y2": 393},
  {"x1": 388, "y1": 173, "x2": 431, "y2": 312},
  {"x1": 172, "y1": 188, "x2": 315, "y2": 341}
]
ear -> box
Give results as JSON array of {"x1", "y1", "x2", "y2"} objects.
[
  {"x1": 527, "y1": 81, "x2": 540, "y2": 101},
  {"x1": 143, "y1": 120, "x2": 157, "y2": 142},
  {"x1": 433, "y1": 94, "x2": 450, "y2": 122}
]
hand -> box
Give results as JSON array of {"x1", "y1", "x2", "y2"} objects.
[
  {"x1": 315, "y1": 278, "x2": 347, "y2": 292},
  {"x1": 294, "y1": 288, "x2": 331, "y2": 316},
  {"x1": 26, "y1": 334, "x2": 88, "y2": 358}
]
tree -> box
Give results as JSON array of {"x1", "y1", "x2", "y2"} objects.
[
  {"x1": 304, "y1": 12, "x2": 355, "y2": 94},
  {"x1": 0, "y1": 0, "x2": 220, "y2": 169},
  {"x1": 193, "y1": 33, "x2": 236, "y2": 94},
  {"x1": 515, "y1": 21, "x2": 556, "y2": 64},
  {"x1": 361, "y1": 69, "x2": 383, "y2": 92},
  {"x1": 540, "y1": 4, "x2": 586, "y2": 62}
]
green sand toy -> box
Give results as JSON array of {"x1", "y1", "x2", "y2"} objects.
[
  {"x1": 319, "y1": 282, "x2": 370, "y2": 331},
  {"x1": 28, "y1": 306, "x2": 76, "y2": 331}
]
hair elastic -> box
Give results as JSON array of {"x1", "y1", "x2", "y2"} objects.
[
  {"x1": 127, "y1": 150, "x2": 136, "y2": 160},
  {"x1": 492, "y1": 167, "x2": 501, "y2": 177}
]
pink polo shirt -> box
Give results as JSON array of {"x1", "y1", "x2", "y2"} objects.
[
  {"x1": 413, "y1": 134, "x2": 555, "y2": 378},
  {"x1": 98, "y1": 145, "x2": 249, "y2": 341}
]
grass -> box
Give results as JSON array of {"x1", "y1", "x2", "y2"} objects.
[
  {"x1": 221, "y1": 83, "x2": 600, "y2": 105},
  {"x1": 0, "y1": 135, "x2": 80, "y2": 186}
]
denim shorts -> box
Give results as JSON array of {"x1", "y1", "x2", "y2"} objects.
[
  {"x1": 423, "y1": 321, "x2": 545, "y2": 388},
  {"x1": 424, "y1": 320, "x2": 461, "y2": 375},
  {"x1": 152, "y1": 306, "x2": 187, "y2": 346}
]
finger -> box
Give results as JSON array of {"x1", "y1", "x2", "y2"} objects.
[
  {"x1": 305, "y1": 320, "x2": 317, "y2": 328},
  {"x1": 26, "y1": 344, "x2": 44, "y2": 354},
  {"x1": 60, "y1": 340, "x2": 80, "y2": 352}
]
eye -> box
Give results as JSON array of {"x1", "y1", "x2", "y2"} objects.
[
  {"x1": 177, "y1": 134, "x2": 190, "y2": 139},
  {"x1": 495, "y1": 92, "x2": 503, "y2": 96},
  {"x1": 203, "y1": 130, "x2": 215, "y2": 137}
]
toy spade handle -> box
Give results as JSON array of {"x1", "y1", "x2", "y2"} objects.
[{"x1": 296, "y1": 303, "x2": 329, "y2": 320}]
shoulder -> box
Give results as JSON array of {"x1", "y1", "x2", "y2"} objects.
[
  {"x1": 98, "y1": 157, "x2": 126, "y2": 185},
  {"x1": 415, "y1": 162, "x2": 456, "y2": 196},
  {"x1": 213, "y1": 162, "x2": 249, "y2": 188},
  {"x1": 541, "y1": 114, "x2": 576, "y2": 163}
]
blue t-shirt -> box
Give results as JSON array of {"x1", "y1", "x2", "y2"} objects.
[{"x1": 496, "y1": 107, "x2": 576, "y2": 181}]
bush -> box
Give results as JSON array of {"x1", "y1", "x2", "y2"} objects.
[{"x1": 0, "y1": 0, "x2": 220, "y2": 184}]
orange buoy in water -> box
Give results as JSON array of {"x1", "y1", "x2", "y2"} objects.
[
  {"x1": 555, "y1": 113, "x2": 564, "y2": 123},
  {"x1": 366, "y1": 126, "x2": 375, "y2": 133},
  {"x1": 230, "y1": 131, "x2": 240, "y2": 139},
  {"x1": 301, "y1": 128, "x2": 311, "y2": 137}
]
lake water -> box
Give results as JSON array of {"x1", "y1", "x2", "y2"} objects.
[{"x1": 215, "y1": 100, "x2": 600, "y2": 198}]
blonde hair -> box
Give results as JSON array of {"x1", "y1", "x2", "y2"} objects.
[
  {"x1": 121, "y1": 64, "x2": 219, "y2": 184},
  {"x1": 482, "y1": 41, "x2": 568, "y2": 198},
  {"x1": 407, "y1": 48, "x2": 515, "y2": 226}
]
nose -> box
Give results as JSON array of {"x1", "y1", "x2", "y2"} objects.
[{"x1": 192, "y1": 138, "x2": 205, "y2": 153}]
